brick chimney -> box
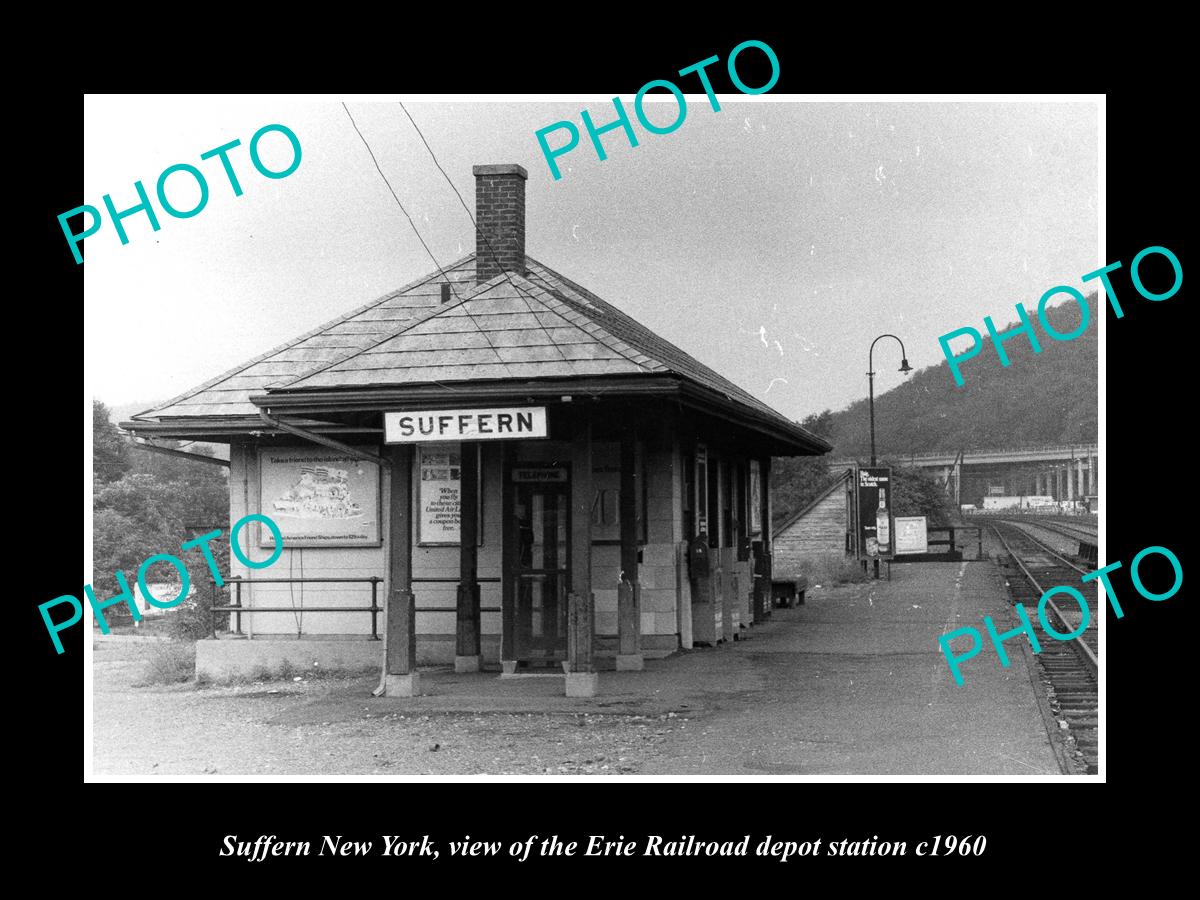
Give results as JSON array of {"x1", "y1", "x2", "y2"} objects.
[{"x1": 473, "y1": 164, "x2": 527, "y2": 282}]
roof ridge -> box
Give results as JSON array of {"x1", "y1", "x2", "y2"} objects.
[
  {"x1": 272, "y1": 272, "x2": 510, "y2": 389},
  {"x1": 515, "y1": 280, "x2": 658, "y2": 373},
  {"x1": 130, "y1": 253, "x2": 478, "y2": 421},
  {"x1": 525, "y1": 255, "x2": 807, "y2": 426},
  {"x1": 276, "y1": 272, "x2": 641, "y2": 391}
]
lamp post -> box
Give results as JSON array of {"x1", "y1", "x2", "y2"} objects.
[
  {"x1": 868, "y1": 334, "x2": 913, "y2": 466},
  {"x1": 865, "y1": 334, "x2": 912, "y2": 580}
]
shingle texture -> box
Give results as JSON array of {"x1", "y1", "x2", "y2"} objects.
[{"x1": 133, "y1": 254, "x2": 812, "y2": 442}]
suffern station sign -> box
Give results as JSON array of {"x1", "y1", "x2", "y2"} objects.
[{"x1": 384, "y1": 407, "x2": 548, "y2": 443}]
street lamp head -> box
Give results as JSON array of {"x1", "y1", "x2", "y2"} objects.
[{"x1": 899, "y1": 358, "x2": 913, "y2": 375}]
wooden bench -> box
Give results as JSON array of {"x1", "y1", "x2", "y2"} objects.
[{"x1": 771, "y1": 575, "x2": 809, "y2": 609}]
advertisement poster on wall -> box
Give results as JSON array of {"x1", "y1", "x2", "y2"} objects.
[
  {"x1": 418, "y1": 443, "x2": 483, "y2": 546},
  {"x1": 749, "y1": 459, "x2": 761, "y2": 534},
  {"x1": 258, "y1": 447, "x2": 380, "y2": 547},
  {"x1": 856, "y1": 466, "x2": 894, "y2": 560}
]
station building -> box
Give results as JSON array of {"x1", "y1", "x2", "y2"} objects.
[{"x1": 124, "y1": 164, "x2": 829, "y2": 696}]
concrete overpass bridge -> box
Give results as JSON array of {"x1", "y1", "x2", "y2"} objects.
[{"x1": 829, "y1": 443, "x2": 1098, "y2": 507}]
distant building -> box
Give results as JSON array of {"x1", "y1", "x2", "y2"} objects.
[{"x1": 771, "y1": 469, "x2": 854, "y2": 578}]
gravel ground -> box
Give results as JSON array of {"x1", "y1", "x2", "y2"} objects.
[
  {"x1": 92, "y1": 561, "x2": 1057, "y2": 777},
  {"x1": 92, "y1": 643, "x2": 689, "y2": 777}
]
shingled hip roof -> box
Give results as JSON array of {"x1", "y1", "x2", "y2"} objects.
[{"x1": 127, "y1": 254, "x2": 829, "y2": 453}]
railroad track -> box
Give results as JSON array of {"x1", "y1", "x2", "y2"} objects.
[
  {"x1": 1000, "y1": 517, "x2": 1098, "y2": 566},
  {"x1": 1032, "y1": 518, "x2": 1097, "y2": 543},
  {"x1": 991, "y1": 522, "x2": 1098, "y2": 774}
]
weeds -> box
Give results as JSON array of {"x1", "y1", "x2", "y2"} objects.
[{"x1": 136, "y1": 643, "x2": 196, "y2": 686}]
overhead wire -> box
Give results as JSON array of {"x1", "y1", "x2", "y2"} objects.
[
  {"x1": 341, "y1": 102, "x2": 516, "y2": 380},
  {"x1": 398, "y1": 101, "x2": 582, "y2": 374}
]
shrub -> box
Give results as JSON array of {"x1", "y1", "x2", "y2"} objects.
[
  {"x1": 137, "y1": 643, "x2": 196, "y2": 686},
  {"x1": 167, "y1": 592, "x2": 220, "y2": 642}
]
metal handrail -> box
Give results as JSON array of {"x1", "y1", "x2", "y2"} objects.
[
  {"x1": 208, "y1": 575, "x2": 504, "y2": 639},
  {"x1": 211, "y1": 575, "x2": 383, "y2": 640}
]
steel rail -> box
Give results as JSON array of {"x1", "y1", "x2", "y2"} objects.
[
  {"x1": 991, "y1": 524, "x2": 1098, "y2": 673},
  {"x1": 997, "y1": 520, "x2": 1092, "y2": 574},
  {"x1": 1031, "y1": 519, "x2": 1098, "y2": 542}
]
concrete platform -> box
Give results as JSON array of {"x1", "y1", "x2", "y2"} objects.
[
  {"x1": 639, "y1": 561, "x2": 1061, "y2": 775},
  {"x1": 195, "y1": 638, "x2": 380, "y2": 681}
]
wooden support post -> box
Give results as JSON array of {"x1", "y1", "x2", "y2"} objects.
[
  {"x1": 566, "y1": 416, "x2": 597, "y2": 696},
  {"x1": 385, "y1": 444, "x2": 418, "y2": 696},
  {"x1": 500, "y1": 442, "x2": 516, "y2": 673},
  {"x1": 455, "y1": 442, "x2": 481, "y2": 673},
  {"x1": 761, "y1": 457, "x2": 773, "y2": 618},
  {"x1": 617, "y1": 425, "x2": 643, "y2": 670}
]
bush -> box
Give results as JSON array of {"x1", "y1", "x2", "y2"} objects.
[
  {"x1": 167, "y1": 593, "x2": 220, "y2": 642},
  {"x1": 799, "y1": 552, "x2": 871, "y2": 586},
  {"x1": 137, "y1": 643, "x2": 196, "y2": 686},
  {"x1": 891, "y1": 467, "x2": 953, "y2": 525}
]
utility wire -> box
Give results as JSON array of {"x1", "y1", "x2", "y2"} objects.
[
  {"x1": 341, "y1": 103, "x2": 515, "y2": 379},
  {"x1": 398, "y1": 102, "x2": 580, "y2": 373}
]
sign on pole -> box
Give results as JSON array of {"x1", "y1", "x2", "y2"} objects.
[{"x1": 856, "y1": 466, "x2": 894, "y2": 560}]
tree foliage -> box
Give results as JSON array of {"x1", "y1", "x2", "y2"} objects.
[
  {"x1": 92, "y1": 402, "x2": 229, "y2": 636},
  {"x1": 92, "y1": 400, "x2": 130, "y2": 483},
  {"x1": 771, "y1": 410, "x2": 835, "y2": 530},
  {"x1": 819, "y1": 299, "x2": 1099, "y2": 458},
  {"x1": 890, "y1": 467, "x2": 952, "y2": 525}
]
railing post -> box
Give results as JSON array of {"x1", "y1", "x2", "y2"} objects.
[
  {"x1": 370, "y1": 577, "x2": 380, "y2": 640},
  {"x1": 234, "y1": 578, "x2": 243, "y2": 635}
]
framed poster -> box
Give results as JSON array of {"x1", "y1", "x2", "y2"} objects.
[
  {"x1": 855, "y1": 466, "x2": 894, "y2": 560},
  {"x1": 258, "y1": 447, "x2": 380, "y2": 547},
  {"x1": 894, "y1": 516, "x2": 928, "y2": 555},
  {"x1": 417, "y1": 443, "x2": 483, "y2": 546}
]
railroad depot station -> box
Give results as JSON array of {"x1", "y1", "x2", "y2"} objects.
[{"x1": 125, "y1": 164, "x2": 830, "y2": 697}]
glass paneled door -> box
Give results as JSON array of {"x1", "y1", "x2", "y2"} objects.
[{"x1": 512, "y1": 469, "x2": 570, "y2": 664}]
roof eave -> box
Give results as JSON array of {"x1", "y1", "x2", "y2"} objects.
[
  {"x1": 117, "y1": 416, "x2": 380, "y2": 442},
  {"x1": 675, "y1": 381, "x2": 832, "y2": 455},
  {"x1": 251, "y1": 374, "x2": 829, "y2": 455},
  {"x1": 249, "y1": 374, "x2": 681, "y2": 414}
]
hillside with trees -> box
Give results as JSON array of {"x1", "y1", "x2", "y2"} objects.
[
  {"x1": 819, "y1": 297, "x2": 1098, "y2": 459},
  {"x1": 770, "y1": 298, "x2": 1097, "y2": 530}
]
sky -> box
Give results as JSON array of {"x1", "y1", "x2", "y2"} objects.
[{"x1": 83, "y1": 96, "x2": 1098, "y2": 423}]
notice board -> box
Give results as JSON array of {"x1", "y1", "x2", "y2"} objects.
[
  {"x1": 894, "y1": 516, "x2": 928, "y2": 555},
  {"x1": 259, "y1": 447, "x2": 380, "y2": 547}
]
